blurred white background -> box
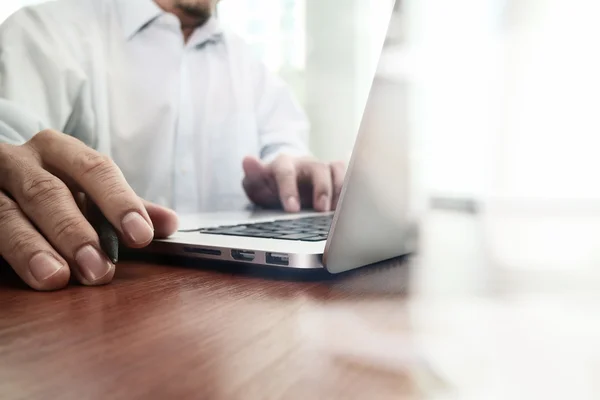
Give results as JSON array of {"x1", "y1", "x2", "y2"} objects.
[
  {"x1": 218, "y1": 0, "x2": 394, "y2": 165},
  {"x1": 2, "y1": 0, "x2": 600, "y2": 204}
]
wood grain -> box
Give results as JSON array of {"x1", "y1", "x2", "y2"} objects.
[{"x1": 0, "y1": 256, "x2": 416, "y2": 400}]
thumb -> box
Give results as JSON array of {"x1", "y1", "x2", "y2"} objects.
[{"x1": 142, "y1": 200, "x2": 179, "y2": 238}]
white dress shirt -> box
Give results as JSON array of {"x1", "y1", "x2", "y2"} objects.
[{"x1": 0, "y1": 0, "x2": 310, "y2": 213}]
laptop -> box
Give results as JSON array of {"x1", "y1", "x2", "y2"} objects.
[{"x1": 147, "y1": 2, "x2": 415, "y2": 274}]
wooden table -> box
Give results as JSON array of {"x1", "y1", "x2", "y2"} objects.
[
  {"x1": 3, "y1": 208, "x2": 599, "y2": 400},
  {"x1": 0, "y1": 253, "x2": 414, "y2": 400}
]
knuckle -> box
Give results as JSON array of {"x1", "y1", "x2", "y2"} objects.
[
  {"x1": 330, "y1": 162, "x2": 345, "y2": 176},
  {"x1": 0, "y1": 194, "x2": 18, "y2": 215},
  {"x1": 53, "y1": 213, "x2": 93, "y2": 244},
  {"x1": 331, "y1": 161, "x2": 345, "y2": 172},
  {"x1": 74, "y1": 153, "x2": 133, "y2": 205},
  {"x1": 312, "y1": 163, "x2": 331, "y2": 182},
  {"x1": 30, "y1": 129, "x2": 59, "y2": 146},
  {"x1": 314, "y1": 161, "x2": 330, "y2": 173},
  {"x1": 275, "y1": 164, "x2": 296, "y2": 179},
  {"x1": 0, "y1": 143, "x2": 18, "y2": 182},
  {"x1": 0, "y1": 198, "x2": 36, "y2": 257},
  {"x1": 302, "y1": 160, "x2": 327, "y2": 176},
  {"x1": 274, "y1": 154, "x2": 291, "y2": 164},
  {"x1": 21, "y1": 175, "x2": 66, "y2": 205},
  {"x1": 100, "y1": 179, "x2": 130, "y2": 204},
  {"x1": 26, "y1": 130, "x2": 64, "y2": 164},
  {"x1": 0, "y1": 195, "x2": 20, "y2": 228},
  {"x1": 6, "y1": 230, "x2": 39, "y2": 256},
  {"x1": 279, "y1": 170, "x2": 296, "y2": 180},
  {"x1": 0, "y1": 143, "x2": 15, "y2": 163},
  {"x1": 272, "y1": 155, "x2": 294, "y2": 170},
  {"x1": 74, "y1": 151, "x2": 116, "y2": 182}
]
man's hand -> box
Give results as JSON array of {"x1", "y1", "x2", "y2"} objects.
[
  {"x1": 242, "y1": 155, "x2": 346, "y2": 213},
  {"x1": 0, "y1": 129, "x2": 178, "y2": 291}
]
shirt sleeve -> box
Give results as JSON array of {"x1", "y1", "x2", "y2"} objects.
[
  {"x1": 0, "y1": 7, "x2": 87, "y2": 144},
  {"x1": 0, "y1": 99, "x2": 45, "y2": 145},
  {"x1": 254, "y1": 62, "x2": 312, "y2": 163}
]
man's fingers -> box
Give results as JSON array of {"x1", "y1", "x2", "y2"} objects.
[
  {"x1": 142, "y1": 199, "x2": 179, "y2": 238},
  {"x1": 242, "y1": 156, "x2": 268, "y2": 185},
  {"x1": 330, "y1": 161, "x2": 346, "y2": 209},
  {"x1": 0, "y1": 191, "x2": 70, "y2": 291},
  {"x1": 246, "y1": 155, "x2": 342, "y2": 213},
  {"x1": 241, "y1": 156, "x2": 279, "y2": 207},
  {"x1": 27, "y1": 130, "x2": 154, "y2": 248},
  {"x1": 2, "y1": 164, "x2": 115, "y2": 286},
  {"x1": 298, "y1": 161, "x2": 333, "y2": 212},
  {"x1": 271, "y1": 156, "x2": 301, "y2": 213}
]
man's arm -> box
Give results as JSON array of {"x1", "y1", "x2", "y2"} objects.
[
  {"x1": 255, "y1": 64, "x2": 312, "y2": 162},
  {"x1": 0, "y1": 99, "x2": 45, "y2": 145},
  {"x1": 0, "y1": 6, "x2": 86, "y2": 143},
  {"x1": 0, "y1": 7, "x2": 178, "y2": 291},
  {"x1": 243, "y1": 61, "x2": 346, "y2": 213}
]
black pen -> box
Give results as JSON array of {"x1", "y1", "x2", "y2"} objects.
[
  {"x1": 96, "y1": 213, "x2": 119, "y2": 264},
  {"x1": 87, "y1": 200, "x2": 119, "y2": 264}
]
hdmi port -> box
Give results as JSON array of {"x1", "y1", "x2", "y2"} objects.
[{"x1": 231, "y1": 249, "x2": 255, "y2": 262}]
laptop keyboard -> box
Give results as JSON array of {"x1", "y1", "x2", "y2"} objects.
[{"x1": 198, "y1": 214, "x2": 333, "y2": 242}]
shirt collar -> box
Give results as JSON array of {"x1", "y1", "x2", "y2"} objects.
[
  {"x1": 187, "y1": 16, "x2": 224, "y2": 48},
  {"x1": 115, "y1": 0, "x2": 163, "y2": 40},
  {"x1": 115, "y1": 0, "x2": 224, "y2": 46}
]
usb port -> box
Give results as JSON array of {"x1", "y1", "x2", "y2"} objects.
[
  {"x1": 266, "y1": 252, "x2": 289, "y2": 266},
  {"x1": 231, "y1": 249, "x2": 255, "y2": 262}
]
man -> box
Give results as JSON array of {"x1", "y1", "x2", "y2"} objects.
[{"x1": 0, "y1": 0, "x2": 346, "y2": 291}]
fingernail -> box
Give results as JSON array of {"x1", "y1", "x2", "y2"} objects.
[
  {"x1": 121, "y1": 212, "x2": 154, "y2": 245},
  {"x1": 29, "y1": 252, "x2": 65, "y2": 282},
  {"x1": 75, "y1": 245, "x2": 113, "y2": 282},
  {"x1": 286, "y1": 197, "x2": 300, "y2": 212},
  {"x1": 318, "y1": 195, "x2": 330, "y2": 212}
]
